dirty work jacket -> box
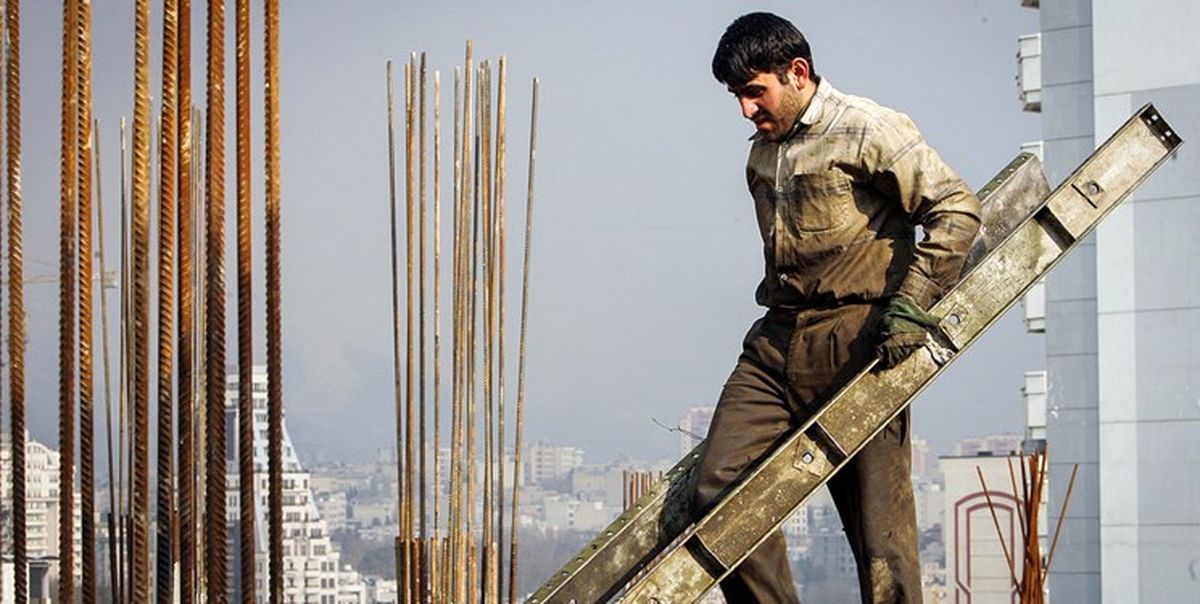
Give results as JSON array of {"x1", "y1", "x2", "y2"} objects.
[{"x1": 747, "y1": 78, "x2": 981, "y2": 310}]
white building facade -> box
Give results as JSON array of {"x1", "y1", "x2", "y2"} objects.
[
  {"x1": 225, "y1": 367, "x2": 369, "y2": 604},
  {"x1": 1026, "y1": 1, "x2": 1200, "y2": 600},
  {"x1": 0, "y1": 434, "x2": 83, "y2": 597}
]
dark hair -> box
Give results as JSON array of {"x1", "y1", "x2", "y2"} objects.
[{"x1": 712, "y1": 12, "x2": 815, "y2": 86}]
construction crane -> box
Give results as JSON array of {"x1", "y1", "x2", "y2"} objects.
[{"x1": 531, "y1": 104, "x2": 1182, "y2": 603}]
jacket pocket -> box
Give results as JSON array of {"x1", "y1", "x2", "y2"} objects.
[{"x1": 781, "y1": 170, "x2": 855, "y2": 234}]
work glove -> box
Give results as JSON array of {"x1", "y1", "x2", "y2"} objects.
[{"x1": 876, "y1": 295, "x2": 940, "y2": 368}]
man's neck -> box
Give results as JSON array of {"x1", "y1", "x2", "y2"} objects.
[{"x1": 797, "y1": 75, "x2": 820, "y2": 116}]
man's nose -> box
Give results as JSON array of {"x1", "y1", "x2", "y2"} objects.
[{"x1": 739, "y1": 98, "x2": 757, "y2": 120}]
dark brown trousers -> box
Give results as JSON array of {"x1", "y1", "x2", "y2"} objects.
[{"x1": 692, "y1": 304, "x2": 921, "y2": 603}]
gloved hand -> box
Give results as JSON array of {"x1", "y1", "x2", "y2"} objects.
[{"x1": 877, "y1": 295, "x2": 940, "y2": 368}]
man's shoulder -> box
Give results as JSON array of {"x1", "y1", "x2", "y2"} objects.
[{"x1": 827, "y1": 88, "x2": 913, "y2": 134}]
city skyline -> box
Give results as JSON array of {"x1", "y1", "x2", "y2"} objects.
[{"x1": 13, "y1": 2, "x2": 1042, "y2": 468}]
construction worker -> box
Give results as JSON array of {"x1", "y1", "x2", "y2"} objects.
[{"x1": 692, "y1": 12, "x2": 982, "y2": 603}]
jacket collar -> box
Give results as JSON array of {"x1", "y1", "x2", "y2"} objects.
[{"x1": 797, "y1": 75, "x2": 830, "y2": 128}]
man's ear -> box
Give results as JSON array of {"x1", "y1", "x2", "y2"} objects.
[{"x1": 788, "y1": 57, "x2": 811, "y2": 89}]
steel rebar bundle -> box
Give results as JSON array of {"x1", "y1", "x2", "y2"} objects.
[
  {"x1": 4, "y1": 2, "x2": 23, "y2": 602},
  {"x1": 234, "y1": 0, "x2": 256, "y2": 601},
  {"x1": 979, "y1": 449, "x2": 1079, "y2": 604},
  {"x1": 155, "y1": 1, "x2": 180, "y2": 601},
  {"x1": 59, "y1": 2, "x2": 80, "y2": 602},
  {"x1": 204, "y1": 0, "x2": 229, "y2": 599},
  {"x1": 384, "y1": 43, "x2": 538, "y2": 604}
]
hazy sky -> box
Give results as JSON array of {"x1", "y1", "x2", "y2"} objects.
[{"x1": 18, "y1": 1, "x2": 1044, "y2": 466}]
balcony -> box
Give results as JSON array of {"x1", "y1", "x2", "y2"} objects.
[{"x1": 1017, "y1": 33, "x2": 1042, "y2": 112}]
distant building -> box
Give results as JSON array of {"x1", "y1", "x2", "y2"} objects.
[
  {"x1": 0, "y1": 433, "x2": 83, "y2": 597},
  {"x1": 951, "y1": 435, "x2": 1022, "y2": 458},
  {"x1": 225, "y1": 366, "x2": 368, "y2": 603},
  {"x1": 523, "y1": 442, "x2": 584, "y2": 487},
  {"x1": 316, "y1": 491, "x2": 349, "y2": 533},
  {"x1": 940, "y1": 451, "x2": 1047, "y2": 604},
  {"x1": 570, "y1": 463, "x2": 623, "y2": 510},
  {"x1": 911, "y1": 436, "x2": 936, "y2": 483},
  {"x1": 1023, "y1": 0, "x2": 1200, "y2": 600},
  {"x1": 541, "y1": 495, "x2": 615, "y2": 533},
  {"x1": 677, "y1": 407, "x2": 714, "y2": 457},
  {"x1": 913, "y1": 479, "x2": 945, "y2": 533}
]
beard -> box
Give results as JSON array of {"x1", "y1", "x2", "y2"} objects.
[{"x1": 763, "y1": 85, "x2": 807, "y2": 142}]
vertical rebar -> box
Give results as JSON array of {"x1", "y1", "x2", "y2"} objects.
[
  {"x1": 507, "y1": 77, "x2": 537, "y2": 604},
  {"x1": 494, "y1": 56, "x2": 507, "y2": 604},
  {"x1": 154, "y1": 0, "x2": 179, "y2": 600},
  {"x1": 479, "y1": 60, "x2": 494, "y2": 604},
  {"x1": 176, "y1": 2, "x2": 196, "y2": 602},
  {"x1": 130, "y1": 0, "x2": 153, "y2": 599},
  {"x1": 59, "y1": 1, "x2": 80, "y2": 601},
  {"x1": 385, "y1": 59, "x2": 405, "y2": 601},
  {"x1": 977, "y1": 468, "x2": 1019, "y2": 590},
  {"x1": 4, "y1": 1, "x2": 23, "y2": 601},
  {"x1": 1043, "y1": 463, "x2": 1078, "y2": 589},
  {"x1": 75, "y1": 2, "x2": 96, "y2": 600},
  {"x1": 118, "y1": 115, "x2": 130, "y2": 604},
  {"x1": 204, "y1": 0, "x2": 229, "y2": 600},
  {"x1": 466, "y1": 48, "x2": 480, "y2": 604},
  {"x1": 404, "y1": 56, "x2": 417, "y2": 604},
  {"x1": 192, "y1": 107, "x2": 209, "y2": 603},
  {"x1": 94, "y1": 118, "x2": 121, "y2": 604},
  {"x1": 418, "y1": 51, "x2": 429, "y2": 604},
  {"x1": 234, "y1": 0, "x2": 255, "y2": 601},
  {"x1": 449, "y1": 65, "x2": 464, "y2": 604},
  {"x1": 264, "y1": 0, "x2": 285, "y2": 601},
  {"x1": 431, "y1": 68, "x2": 442, "y2": 604}
]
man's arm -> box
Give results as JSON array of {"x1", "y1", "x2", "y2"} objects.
[{"x1": 863, "y1": 110, "x2": 982, "y2": 308}]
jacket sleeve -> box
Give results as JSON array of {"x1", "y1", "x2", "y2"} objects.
[{"x1": 862, "y1": 111, "x2": 981, "y2": 308}]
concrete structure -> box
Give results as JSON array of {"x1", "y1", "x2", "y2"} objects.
[
  {"x1": 225, "y1": 367, "x2": 369, "y2": 603},
  {"x1": 1025, "y1": 1, "x2": 1200, "y2": 600}
]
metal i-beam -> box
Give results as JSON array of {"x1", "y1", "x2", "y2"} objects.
[
  {"x1": 531, "y1": 104, "x2": 1181, "y2": 603},
  {"x1": 528, "y1": 142, "x2": 1050, "y2": 604}
]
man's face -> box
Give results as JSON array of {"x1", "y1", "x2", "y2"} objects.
[{"x1": 727, "y1": 69, "x2": 806, "y2": 142}]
